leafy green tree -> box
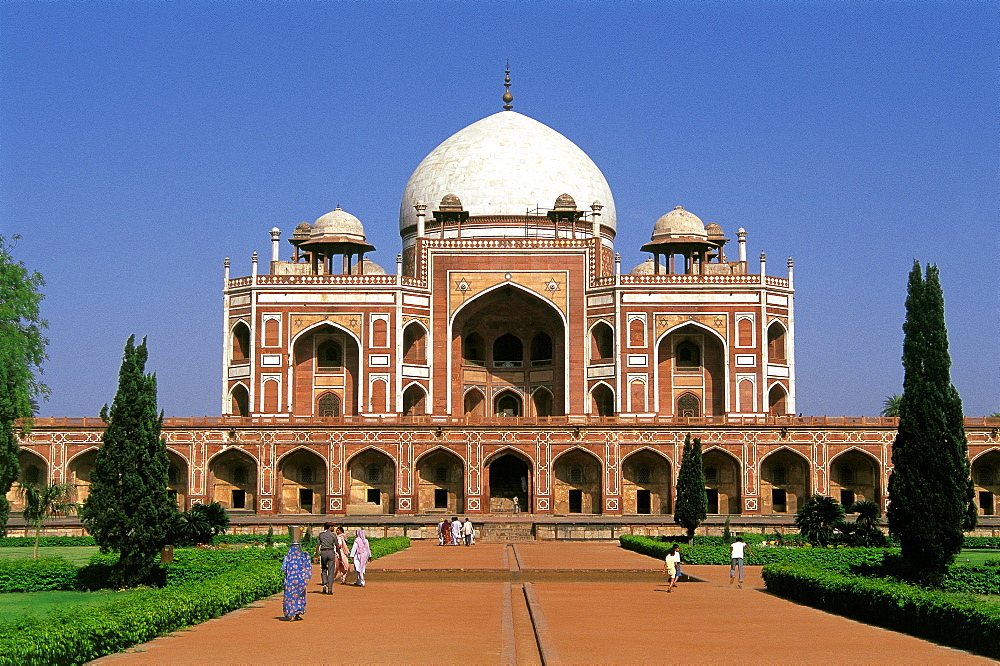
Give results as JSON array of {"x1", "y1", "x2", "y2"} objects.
[
  {"x1": 80, "y1": 336, "x2": 176, "y2": 588},
  {"x1": 0, "y1": 235, "x2": 49, "y2": 535},
  {"x1": 795, "y1": 494, "x2": 845, "y2": 546},
  {"x1": 673, "y1": 433, "x2": 707, "y2": 537},
  {"x1": 880, "y1": 394, "x2": 902, "y2": 417},
  {"x1": 19, "y1": 482, "x2": 75, "y2": 558},
  {"x1": 887, "y1": 261, "x2": 976, "y2": 586}
]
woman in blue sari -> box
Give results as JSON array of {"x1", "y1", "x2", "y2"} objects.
[{"x1": 282, "y1": 541, "x2": 312, "y2": 620}]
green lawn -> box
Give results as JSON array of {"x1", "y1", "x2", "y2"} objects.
[
  {"x1": 0, "y1": 546, "x2": 100, "y2": 565},
  {"x1": 0, "y1": 589, "x2": 137, "y2": 621},
  {"x1": 957, "y1": 549, "x2": 1000, "y2": 566}
]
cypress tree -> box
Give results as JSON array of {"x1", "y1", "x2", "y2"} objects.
[
  {"x1": 887, "y1": 261, "x2": 976, "y2": 585},
  {"x1": 674, "y1": 433, "x2": 708, "y2": 538},
  {"x1": 80, "y1": 336, "x2": 175, "y2": 588}
]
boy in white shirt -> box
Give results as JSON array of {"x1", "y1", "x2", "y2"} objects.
[{"x1": 729, "y1": 535, "x2": 752, "y2": 588}]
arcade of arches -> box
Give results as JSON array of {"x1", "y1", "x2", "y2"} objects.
[{"x1": 453, "y1": 287, "x2": 565, "y2": 418}]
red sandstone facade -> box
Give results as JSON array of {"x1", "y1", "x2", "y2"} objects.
[{"x1": 9, "y1": 107, "x2": 999, "y2": 524}]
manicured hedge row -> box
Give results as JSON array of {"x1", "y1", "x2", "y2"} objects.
[
  {"x1": 619, "y1": 535, "x2": 890, "y2": 569},
  {"x1": 0, "y1": 536, "x2": 97, "y2": 547},
  {"x1": 940, "y1": 564, "x2": 1000, "y2": 595},
  {"x1": 762, "y1": 563, "x2": 1000, "y2": 659},
  {"x1": 0, "y1": 557, "x2": 79, "y2": 593},
  {"x1": 214, "y1": 534, "x2": 291, "y2": 545},
  {"x1": 963, "y1": 536, "x2": 1000, "y2": 549},
  {"x1": 0, "y1": 559, "x2": 284, "y2": 665}
]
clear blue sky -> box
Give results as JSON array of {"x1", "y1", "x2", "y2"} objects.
[{"x1": 2, "y1": 1, "x2": 997, "y2": 418}]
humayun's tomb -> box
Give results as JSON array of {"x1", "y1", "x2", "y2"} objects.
[{"x1": 9, "y1": 76, "x2": 1000, "y2": 537}]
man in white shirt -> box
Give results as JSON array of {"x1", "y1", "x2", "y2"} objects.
[
  {"x1": 729, "y1": 535, "x2": 752, "y2": 588},
  {"x1": 451, "y1": 516, "x2": 463, "y2": 545},
  {"x1": 462, "y1": 518, "x2": 474, "y2": 546}
]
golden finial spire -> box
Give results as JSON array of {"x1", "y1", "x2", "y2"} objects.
[{"x1": 502, "y1": 60, "x2": 513, "y2": 111}]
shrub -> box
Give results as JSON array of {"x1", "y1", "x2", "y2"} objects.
[
  {"x1": 0, "y1": 557, "x2": 78, "y2": 592},
  {"x1": 620, "y1": 535, "x2": 889, "y2": 569},
  {"x1": 762, "y1": 563, "x2": 1000, "y2": 659},
  {"x1": 0, "y1": 536, "x2": 96, "y2": 547},
  {"x1": 963, "y1": 537, "x2": 1000, "y2": 549},
  {"x1": 213, "y1": 533, "x2": 291, "y2": 545},
  {"x1": 939, "y1": 564, "x2": 1000, "y2": 595}
]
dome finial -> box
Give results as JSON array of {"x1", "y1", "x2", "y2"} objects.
[{"x1": 502, "y1": 60, "x2": 513, "y2": 111}]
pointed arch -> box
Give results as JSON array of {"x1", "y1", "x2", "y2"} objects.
[
  {"x1": 621, "y1": 448, "x2": 672, "y2": 515},
  {"x1": 676, "y1": 391, "x2": 701, "y2": 417},
  {"x1": 67, "y1": 448, "x2": 99, "y2": 505},
  {"x1": 403, "y1": 320, "x2": 428, "y2": 364},
  {"x1": 655, "y1": 321, "x2": 728, "y2": 417},
  {"x1": 208, "y1": 448, "x2": 257, "y2": 511},
  {"x1": 553, "y1": 447, "x2": 603, "y2": 514},
  {"x1": 229, "y1": 382, "x2": 250, "y2": 417},
  {"x1": 346, "y1": 447, "x2": 395, "y2": 514},
  {"x1": 494, "y1": 389, "x2": 523, "y2": 417},
  {"x1": 589, "y1": 320, "x2": 614, "y2": 363},
  {"x1": 972, "y1": 449, "x2": 1000, "y2": 516},
  {"x1": 463, "y1": 387, "x2": 487, "y2": 418},
  {"x1": 165, "y1": 449, "x2": 189, "y2": 509},
  {"x1": 590, "y1": 382, "x2": 615, "y2": 417},
  {"x1": 449, "y1": 281, "x2": 568, "y2": 327},
  {"x1": 767, "y1": 382, "x2": 788, "y2": 416},
  {"x1": 531, "y1": 386, "x2": 554, "y2": 418},
  {"x1": 759, "y1": 447, "x2": 810, "y2": 514},
  {"x1": 230, "y1": 320, "x2": 251, "y2": 362},
  {"x1": 416, "y1": 447, "x2": 465, "y2": 513},
  {"x1": 402, "y1": 382, "x2": 428, "y2": 416},
  {"x1": 278, "y1": 447, "x2": 326, "y2": 514},
  {"x1": 7, "y1": 450, "x2": 49, "y2": 512},
  {"x1": 702, "y1": 447, "x2": 742, "y2": 514},
  {"x1": 317, "y1": 391, "x2": 341, "y2": 418},
  {"x1": 829, "y1": 447, "x2": 881, "y2": 511},
  {"x1": 767, "y1": 320, "x2": 788, "y2": 363},
  {"x1": 486, "y1": 448, "x2": 534, "y2": 514}
]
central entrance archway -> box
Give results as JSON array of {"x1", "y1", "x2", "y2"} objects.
[{"x1": 488, "y1": 452, "x2": 531, "y2": 513}]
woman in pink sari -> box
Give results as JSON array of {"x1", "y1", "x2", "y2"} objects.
[
  {"x1": 334, "y1": 526, "x2": 351, "y2": 584},
  {"x1": 350, "y1": 528, "x2": 371, "y2": 587}
]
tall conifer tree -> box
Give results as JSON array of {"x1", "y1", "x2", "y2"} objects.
[
  {"x1": 887, "y1": 261, "x2": 976, "y2": 585},
  {"x1": 674, "y1": 433, "x2": 708, "y2": 537},
  {"x1": 80, "y1": 336, "x2": 175, "y2": 588}
]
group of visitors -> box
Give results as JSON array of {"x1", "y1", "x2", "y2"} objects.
[
  {"x1": 437, "y1": 517, "x2": 475, "y2": 546},
  {"x1": 662, "y1": 535, "x2": 752, "y2": 593},
  {"x1": 281, "y1": 523, "x2": 372, "y2": 621}
]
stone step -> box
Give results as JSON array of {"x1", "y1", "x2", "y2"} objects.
[{"x1": 479, "y1": 522, "x2": 534, "y2": 542}]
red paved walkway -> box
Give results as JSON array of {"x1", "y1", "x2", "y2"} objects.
[{"x1": 95, "y1": 541, "x2": 994, "y2": 665}]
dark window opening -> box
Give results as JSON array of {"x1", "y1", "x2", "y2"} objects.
[
  {"x1": 636, "y1": 466, "x2": 651, "y2": 484},
  {"x1": 569, "y1": 489, "x2": 583, "y2": 513},
  {"x1": 463, "y1": 333, "x2": 485, "y2": 367},
  {"x1": 840, "y1": 490, "x2": 855, "y2": 511},
  {"x1": 570, "y1": 467, "x2": 583, "y2": 484},
  {"x1": 24, "y1": 465, "x2": 41, "y2": 484},
  {"x1": 636, "y1": 489, "x2": 651, "y2": 514},
  {"x1": 232, "y1": 465, "x2": 248, "y2": 485},
  {"x1": 367, "y1": 465, "x2": 381, "y2": 483},
  {"x1": 772, "y1": 488, "x2": 787, "y2": 513},
  {"x1": 840, "y1": 466, "x2": 855, "y2": 485},
  {"x1": 706, "y1": 488, "x2": 720, "y2": 514},
  {"x1": 403, "y1": 325, "x2": 426, "y2": 364},
  {"x1": 591, "y1": 323, "x2": 613, "y2": 362},
  {"x1": 300, "y1": 466, "x2": 314, "y2": 484},
  {"x1": 367, "y1": 488, "x2": 381, "y2": 505},
  {"x1": 317, "y1": 340, "x2": 343, "y2": 370},
  {"x1": 434, "y1": 488, "x2": 448, "y2": 509},
  {"x1": 493, "y1": 334, "x2": 523, "y2": 368},
  {"x1": 232, "y1": 489, "x2": 247, "y2": 509},
  {"x1": 232, "y1": 324, "x2": 250, "y2": 362},
  {"x1": 167, "y1": 489, "x2": 178, "y2": 503},
  {"x1": 772, "y1": 465, "x2": 787, "y2": 486},
  {"x1": 531, "y1": 332, "x2": 553, "y2": 367},
  {"x1": 676, "y1": 393, "x2": 700, "y2": 417},
  {"x1": 704, "y1": 466, "x2": 718, "y2": 484},
  {"x1": 496, "y1": 393, "x2": 521, "y2": 417},
  {"x1": 319, "y1": 393, "x2": 341, "y2": 417},
  {"x1": 299, "y1": 488, "x2": 313, "y2": 512},
  {"x1": 980, "y1": 491, "x2": 994, "y2": 516},
  {"x1": 675, "y1": 340, "x2": 700, "y2": 368},
  {"x1": 435, "y1": 466, "x2": 447, "y2": 483}
]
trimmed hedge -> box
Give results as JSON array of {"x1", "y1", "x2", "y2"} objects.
[
  {"x1": 0, "y1": 536, "x2": 96, "y2": 548},
  {"x1": 963, "y1": 536, "x2": 1000, "y2": 549},
  {"x1": 940, "y1": 564, "x2": 1000, "y2": 595},
  {"x1": 762, "y1": 563, "x2": 1000, "y2": 659},
  {"x1": 0, "y1": 557, "x2": 79, "y2": 593},
  {"x1": 0, "y1": 559, "x2": 284, "y2": 665},
  {"x1": 619, "y1": 535, "x2": 889, "y2": 569}
]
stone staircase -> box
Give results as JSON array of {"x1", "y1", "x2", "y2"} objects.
[{"x1": 479, "y1": 522, "x2": 535, "y2": 542}]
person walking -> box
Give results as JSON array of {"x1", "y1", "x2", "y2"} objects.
[
  {"x1": 437, "y1": 518, "x2": 445, "y2": 546},
  {"x1": 334, "y1": 526, "x2": 351, "y2": 584},
  {"x1": 450, "y1": 516, "x2": 462, "y2": 545},
  {"x1": 316, "y1": 522, "x2": 338, "y2": 594},
  {"x1": 442, "y1": 517, "x2": 453, "y2": 545},
  {"x1": 462, "y1": 518, "x2": 474, "y2": 546},
  {"x1": 350, "y1": 528, "x2": 371, "y2": 587},
  {"x1": 662, "y1": 544, "x2": 681, "y2": 593},
  {"x1": 729, "y1": 535, "x2": 752, "y2": 588},
  {"x1": 281, "y1": 540, "x2": 312, "y2": 621}
]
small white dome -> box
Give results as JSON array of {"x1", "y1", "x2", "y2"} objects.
[
  {"x1": 630, "y1": 258, "x2": 668, "y2": 275},
  {"x1": 400, "y1": 111, "x2": 616, "y2": 234},
  {"x1": 652, "y1": 206, "x2": 706, "y2": 240},
  {"x1": 313, "y1": 206, "x2": 365, "y2": 239}
]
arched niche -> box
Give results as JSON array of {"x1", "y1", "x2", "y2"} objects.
[
  {"x1": 495, "y1": 390, "x2": 522, "y2": 417},
  {"x1": 278, "y1": 449, "x2": 326, "y2": 514},
  {"x1": 208, "y1": 449, "x2": 257, "y2": 511},
  {"x1": 166, "y1": 450, "x2": 188, "y2": 509},
  {"x1": 829, "y1": 450, "x2": 880, "y2": 511},
  {"x1": 973, "y1": 450, "x2": 1000, "y2": 516},
  {"x1": 403, "y1": 384, "x2": 427, "y2": 416},
  {"x1": 230, "y1": 384, "x2": 249, "y2": 417},
  {"x1": 416, "y1": 449, "x2": 464, "y2": 513},
  {"x1": 760, "y1": 449, "x2": 810, "y2": 514},
  {"x1": 464, "y1": 388, "x2": 486, "y2": 418},
  {"x1": 231, "y1": 321, "x2": 251, "y2": 362},
  {"x1": 68, "y1": 450, "x2": 99, "y2": 505},
  {"x1": 291, "y1": 324, "x2": 360, "y2": 417},
  {"x1": 703, "y1": 449, "x2": 741, "y2": 514},
  {"x1": 403, "y1": 322, "x2": 427, "y2": 364},
  {"x1": 591, "y1": 384, "x2": 615, "y2": 417},
  {"x1": 487, "y1": 451, "x2": 531, "y2": 513},
  {"x1": 590, "y1": 321, "x2": 614, "y2": 363},
  {"x1": 347, "y1": 449, "x2": 395, "y2": 515},
  {"x1": 767, "y1": 321, "x2": 787, "y2": 363},
  {"x1": 553, "y1": 449, "x2": 602, "y2": 515},
  {"x1": 452, "y1": 285, "x2": 566, "y2": 417},
  {"x1": 621, "y1": 450, "x2": 671, "y2": 515},
  {"x1": 768, "y1": 383, "x2": 789, "y2": 416},
  {"x1": 6, "y1": 450, "x2": 47, "y2": 512},
  {"x1": 532, "y1": 387, "x2": 554, "y2": 418},
  {"x1": 657, "y1": 324, "x2": 725, "y2": 416}
]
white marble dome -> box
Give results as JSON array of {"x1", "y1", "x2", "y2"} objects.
[
  {"x1": 651, "y1": 206, "x2": 706, "y2": 240},
  {"x1": 630, "y1": 258, "x2": 668, "y2": 275},
  {"x1": 399, "y1": 111, "x2": 616, "y2": 233},
  {"x1": 313, "y1": 206, "x2": 365, "y2": 240}
]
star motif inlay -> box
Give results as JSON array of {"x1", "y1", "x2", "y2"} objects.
[
  {"x1": 456, "y1": 278, "x2": 472, "y2": 292},
  {"x1": 544, "y1": 279, "x2": 559, "y2": 293}
]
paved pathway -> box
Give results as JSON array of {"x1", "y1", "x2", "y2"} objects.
[{"x1": 95, "y1": 541, "x2": 994, "y2": 665}]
